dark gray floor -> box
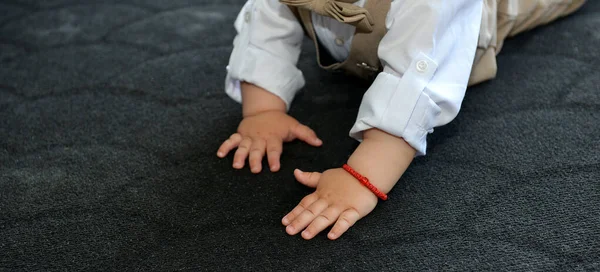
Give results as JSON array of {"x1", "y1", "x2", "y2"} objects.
[{"x1": 1, "y1": 1, "x2": 599, "y2": 271}]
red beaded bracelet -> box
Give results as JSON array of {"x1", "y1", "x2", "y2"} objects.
[{"x1": 342, "y1": 164, "x2": 388, "y2": 201}]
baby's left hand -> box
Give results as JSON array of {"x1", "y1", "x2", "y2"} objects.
[{"x1": 282, "y1": 168, "x2": 379, "y2": 240}]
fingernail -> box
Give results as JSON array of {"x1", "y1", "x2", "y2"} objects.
[
  {"x1": 282, "y1": 217, "x2": 289, "y2": 225},
  {"x1": 295, "y1": 169, "x2": 303, "y2": 173},
  {"x1": 302, "y1": 230, "x2": 311, "y2": 238},
  {"x1": 328, "y1": 232, "x2": 337, "y2": 239},
  {"x1": 252, "y1": 167, "x2": 260, "y2": 173},
  {"x1": 271, "y1": 165, "x2": 279, "y2": 172},
  {"x1": 315, "y1": 139, "x2": 322, "y2": 145},
  {"x1": 217, "y1": 152, "x2": 224, "y2": 157},
  {"x1": 286, "y1": 225, "x2": 295, "y2": 233},
  {"x1": 233, "y1": 162, "x2": 242, "y2": 168}
]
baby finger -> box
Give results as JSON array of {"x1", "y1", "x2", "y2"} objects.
[
  {"x1": 233, "y1": 137, "x2": 252, "y2": 169},
  {"x1": 328, "y1": 209, "x2": 360, "y2": 240},
  {"x1": 301, "y1": 206, "x2": 340, "y2": 240},
  {"x1": 217, "y1": 133, "x2": 243, "y2": 158}
]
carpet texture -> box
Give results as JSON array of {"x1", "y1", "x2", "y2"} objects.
[{"x1": 1, "y1": 0, "x2": 599, "y2": 271}]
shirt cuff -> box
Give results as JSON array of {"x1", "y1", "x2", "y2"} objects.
[
  {"x1": 225, "y1": 45, "x2": 305, "y2": 111},
  {"x1": 349, "y1": 53, "x2": 441, "y2": 156}
]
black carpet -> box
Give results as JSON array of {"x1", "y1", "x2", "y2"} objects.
[{"x1": 1, "y1": 1, "x2": 599, "y2": 271}]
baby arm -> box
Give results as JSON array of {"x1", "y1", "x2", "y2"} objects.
[
  {"x1": 218, "y1": 0, "x2": 321, "y2": 173},
  {"x1": 283, "y1": 0, "x2": 484, "y2": 240}
]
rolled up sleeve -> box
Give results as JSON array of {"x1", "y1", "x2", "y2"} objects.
[
  {"x1": 349, "y1": 0, "x2": 483, "y2": 156},
  {"x1": 225, "y1": 0, "x2": 306, "y2": 110}
]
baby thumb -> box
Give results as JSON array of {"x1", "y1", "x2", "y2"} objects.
[
  {"x1": 293, "y1": 169, "x2": 321, "y2": 188},
  {"x1": 291, "y1": 124, "x2": 322, "y2": 147}
]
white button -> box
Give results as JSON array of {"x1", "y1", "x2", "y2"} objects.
[
  {"x1": 334, "y1": 37, "x2": 344, "y2": 46},
  {"x1": 244, "y1": 11, "x2": 251, "y2": 22},
  {"x1": 416, "y1": 60, "x2": 428, "y2": 73}
]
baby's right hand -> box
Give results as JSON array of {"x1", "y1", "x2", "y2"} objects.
[{"x1": 217, "y1": 110, "x2": 322, "y2": 173}]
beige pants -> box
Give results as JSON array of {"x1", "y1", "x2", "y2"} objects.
[{"x1": 469, "y1": 0, "x2": 587, "y2": 86}]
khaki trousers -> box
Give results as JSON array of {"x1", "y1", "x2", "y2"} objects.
[{"x1": 470, "y1": 0, "x2": 587, "y2": 86}]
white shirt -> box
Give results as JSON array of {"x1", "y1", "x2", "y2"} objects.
[{"x1": 225, "y1": 0, "x2": 483, "y2": 156}]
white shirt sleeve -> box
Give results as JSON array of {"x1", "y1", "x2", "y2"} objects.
[
  {"x1": 349, "y1": 0, "x2": 483, "y2": 156},
  {"x1": 225, "y1": 0, "x2": 306, "y2": 110}
]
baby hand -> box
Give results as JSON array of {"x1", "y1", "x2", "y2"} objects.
[
  {"x1": 217, "y1": 111, "x2": 322, "y2": 173},
  {"x1": 282, "y1": 168, "x2": 378, "y2": 240}
]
